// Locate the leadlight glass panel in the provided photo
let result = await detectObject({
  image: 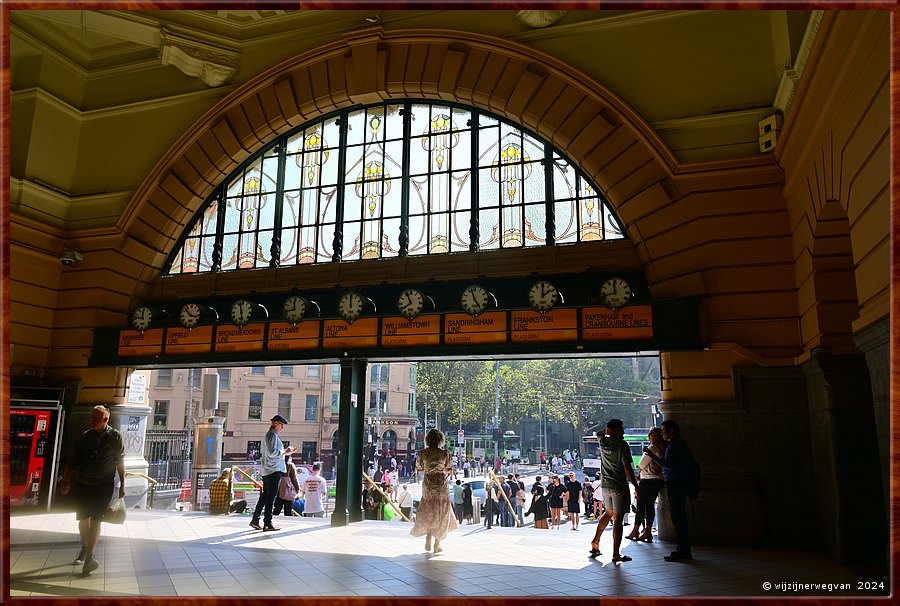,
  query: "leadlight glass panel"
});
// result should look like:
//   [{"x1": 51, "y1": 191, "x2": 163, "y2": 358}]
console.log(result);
[{"x1": 165, "y1": 101, "x2": 623, "y2": 275}]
